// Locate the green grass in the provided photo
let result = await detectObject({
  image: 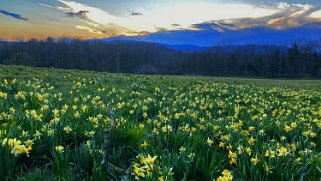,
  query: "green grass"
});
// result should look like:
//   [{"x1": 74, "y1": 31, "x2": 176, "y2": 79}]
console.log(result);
[
  {"x1": 2, "y1": 65, "x2": 321, "y2": 90},
  {"x1": 0, "y1": 65, "x2": 321, "y2": 180}
]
